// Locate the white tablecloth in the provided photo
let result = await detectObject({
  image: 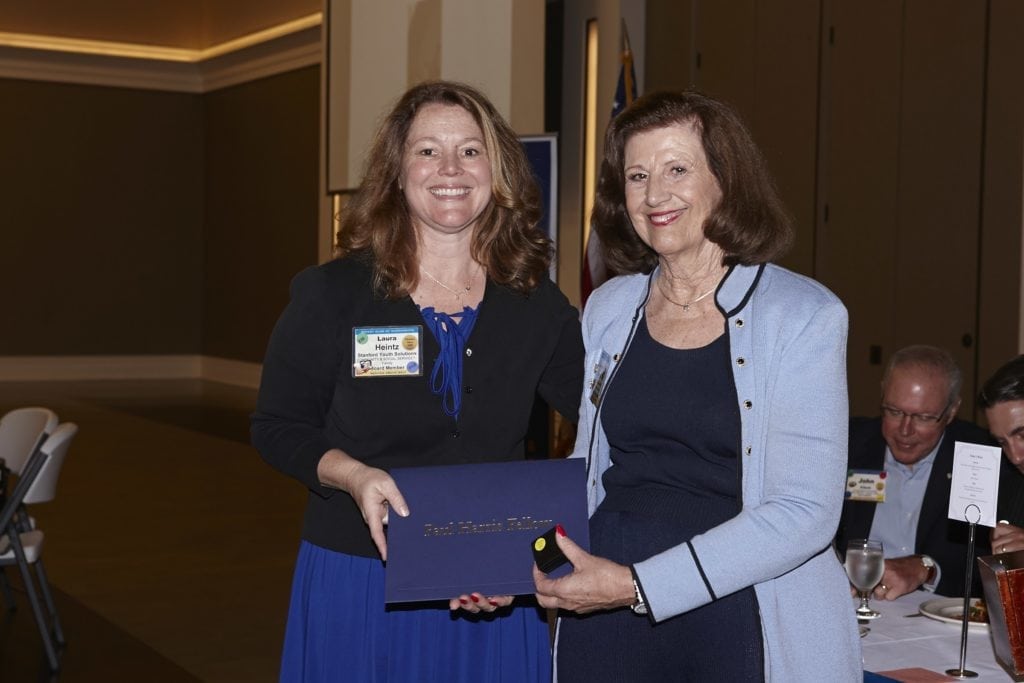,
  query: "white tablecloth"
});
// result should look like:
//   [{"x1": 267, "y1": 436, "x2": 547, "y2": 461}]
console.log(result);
[{"x1": 861, "y1": 592, "x2": 1017, "y2": 681}]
